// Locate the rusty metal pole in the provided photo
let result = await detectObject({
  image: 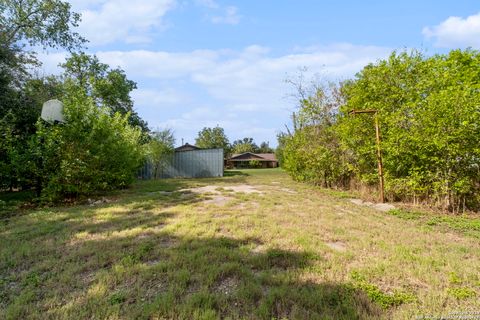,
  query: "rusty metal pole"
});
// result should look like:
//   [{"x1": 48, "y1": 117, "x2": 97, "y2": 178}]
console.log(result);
[
  {"x1": 349, "y1": 109, "x2": 385, "y2": 203},
  {"x1": 374, "y1": 113, "x2": 385, "y2": 203}
]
